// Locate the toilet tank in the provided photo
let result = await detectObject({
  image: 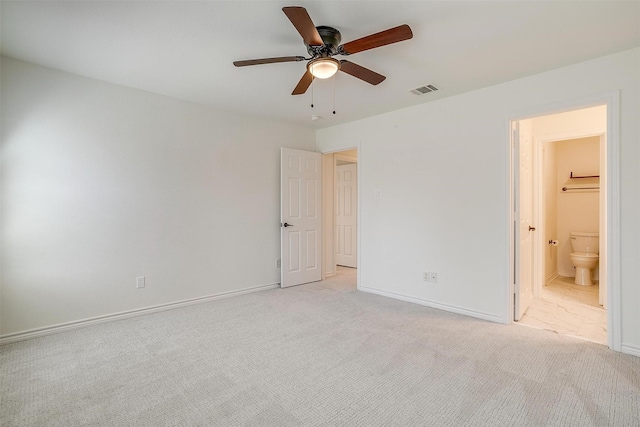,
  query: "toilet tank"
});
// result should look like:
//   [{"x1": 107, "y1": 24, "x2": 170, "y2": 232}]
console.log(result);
[{"x1": 570, "y1": 231, "x2": 599, "y2": 254}]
